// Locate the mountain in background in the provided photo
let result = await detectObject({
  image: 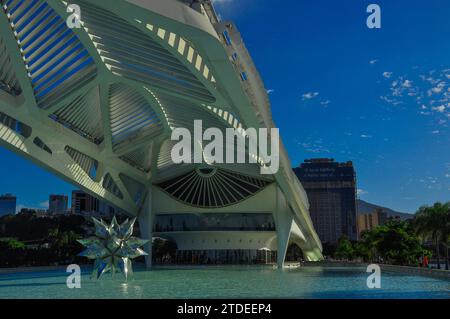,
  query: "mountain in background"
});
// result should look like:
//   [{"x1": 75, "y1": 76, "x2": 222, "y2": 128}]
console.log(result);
[{"x1": 357, "y1": 199, "x2": 414, "y2": 221}]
